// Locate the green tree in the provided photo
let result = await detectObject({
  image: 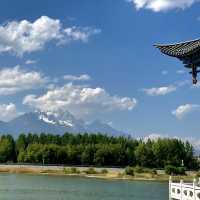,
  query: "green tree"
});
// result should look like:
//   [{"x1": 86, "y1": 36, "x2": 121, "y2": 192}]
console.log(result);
[
  {"x1": 16, "y1": 134, "x2": 27, "y2": 153},
  {"x1": 135, "y1": 141, "x2": 154, "y2": 168},
  {"x1": 0, "y1": 136, "x2": 15, "y2": 162}
]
